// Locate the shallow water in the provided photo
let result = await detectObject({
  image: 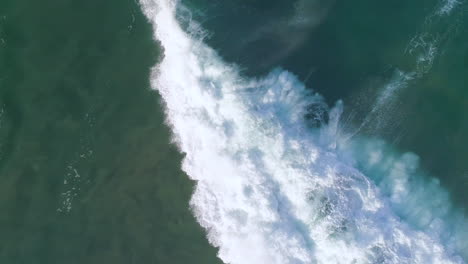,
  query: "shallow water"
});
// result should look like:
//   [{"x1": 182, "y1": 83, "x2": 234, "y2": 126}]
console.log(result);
[{"x1": 0, "y1": 0, "x2": 220, "y2": 263}]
